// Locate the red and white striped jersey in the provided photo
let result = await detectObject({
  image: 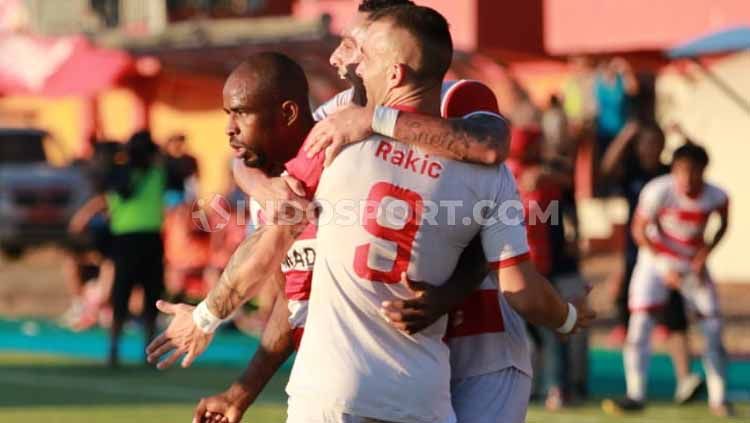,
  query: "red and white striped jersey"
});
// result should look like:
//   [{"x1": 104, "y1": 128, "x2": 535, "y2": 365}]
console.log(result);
[
  {"x1": 440, "y1": 80, "x2": 531, "y2": 380},
  {"x1": 636, "y1": 174, "x2": 728, "y2": 271}
]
